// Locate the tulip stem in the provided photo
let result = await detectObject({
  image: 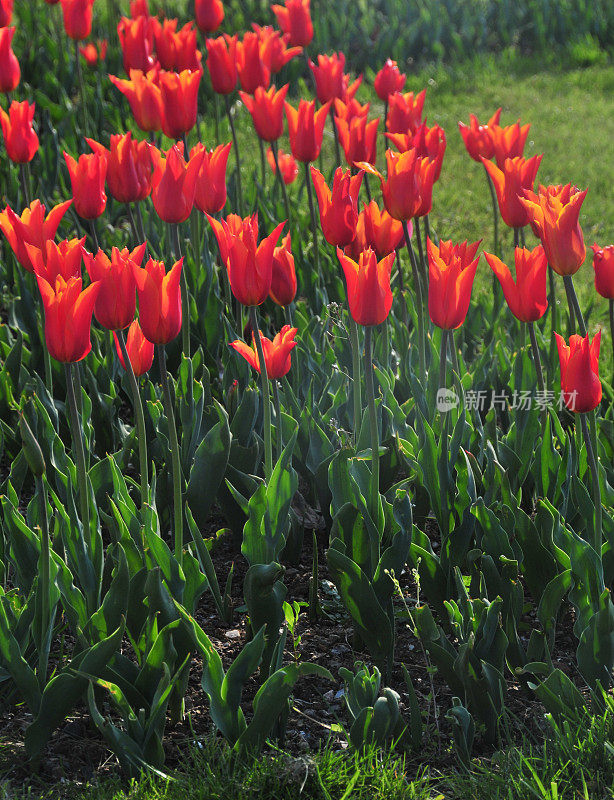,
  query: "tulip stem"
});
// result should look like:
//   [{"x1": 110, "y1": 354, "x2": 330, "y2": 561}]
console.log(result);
[
  {"x1": 528, "y1": 321, "x2": 545, "y2": 396},
  {"x1": 127, "y1": 204, "x2": 140, "y2": 247},
  {"x1": 74, "y1": 39, "x2": 88, "y2": 139},
  {"x1": 258, "y1": 137, "x2": 266, "y2": 188},
  {"x1": 273, "y1": 379, "x2": 283, "y2": 460},
  {"x1": 35, "y1": 473, "x2": 51, "y2": 688},
  {"x1": 170, "y1": 223, "x2": 190, "y2": 357},
  {"x1": 414, "y1": 217, "x2": 428, "y2": 293},
  {"x1": 224, "y1": 95, "x2": 244, "y2": 216},
  {"x1": 439, "y1": 329, "x2": 450, "y2": 539},
  {"x1": 19, "y1": 164, "x2": 31, "y2": 207},
  {"x1": 329, "y1": 107, "x2": 342, "y2": 167},
  {"x1": 547, "y1": 263, "x2": 558, "y2": 333},
  {"x1": 118, "y1": 330, "x2": 149, "y2": 508},
  {"x1": 249, "y1": 306, "x2": 273, "y2": 480},
  {"x1": 563, "y1": 274, "x2": 587, "y2": 337},
  {"x1": 157, "y1": 345, "x2": 183, "y2": 566},
  {"x1": 89, "y1": 219, "x2": 99, "y2": 252},
  {"x1": 348, "y1": 315, "x2": 362, "y2": 445},
  {"x1": 580, "y1": 412, "x2": 602, "y2": 556},
  {"x1": 65, "y1": 363, "x2": 90, "y2": 534},
  {"x1": 610, "y1": 299, "x2": 614, "y2": 384},
  {"x1": 364, "y1": 326, "x2": 379, "y2": 518},
  {"x1": 403, "y1": 220, "x2": 426, "y2": 385},
  {"x1": 305, "y1": 161, "x2": 321, "y2": 280},
  {"x1": 271, "y1": 141, "x2": 291, "y2": 226},
  {"x1": 135, "y1": 202, "x2": 148, "y2": 250},
  {"x1": 364, "y1": 173, "x2": 372, "y2": 204},
  {"x1": 484, "y1": 168, "x2": 499, "y2": 257}
]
